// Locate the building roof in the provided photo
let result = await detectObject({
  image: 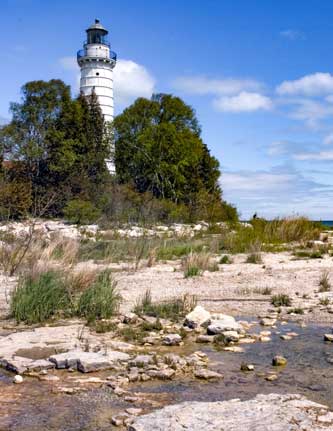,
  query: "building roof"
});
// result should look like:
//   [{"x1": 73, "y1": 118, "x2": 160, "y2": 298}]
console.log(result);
[{"x1": 86, "y1": 19, "x2": 108, "y2": 34}]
